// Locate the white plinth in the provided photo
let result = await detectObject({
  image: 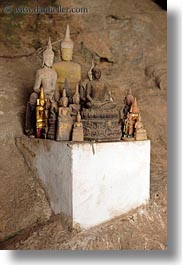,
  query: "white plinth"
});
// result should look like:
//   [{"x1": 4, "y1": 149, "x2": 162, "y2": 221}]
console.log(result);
[{"x1": 16, "y1": 137, "x2": 150, "y2": 229}]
